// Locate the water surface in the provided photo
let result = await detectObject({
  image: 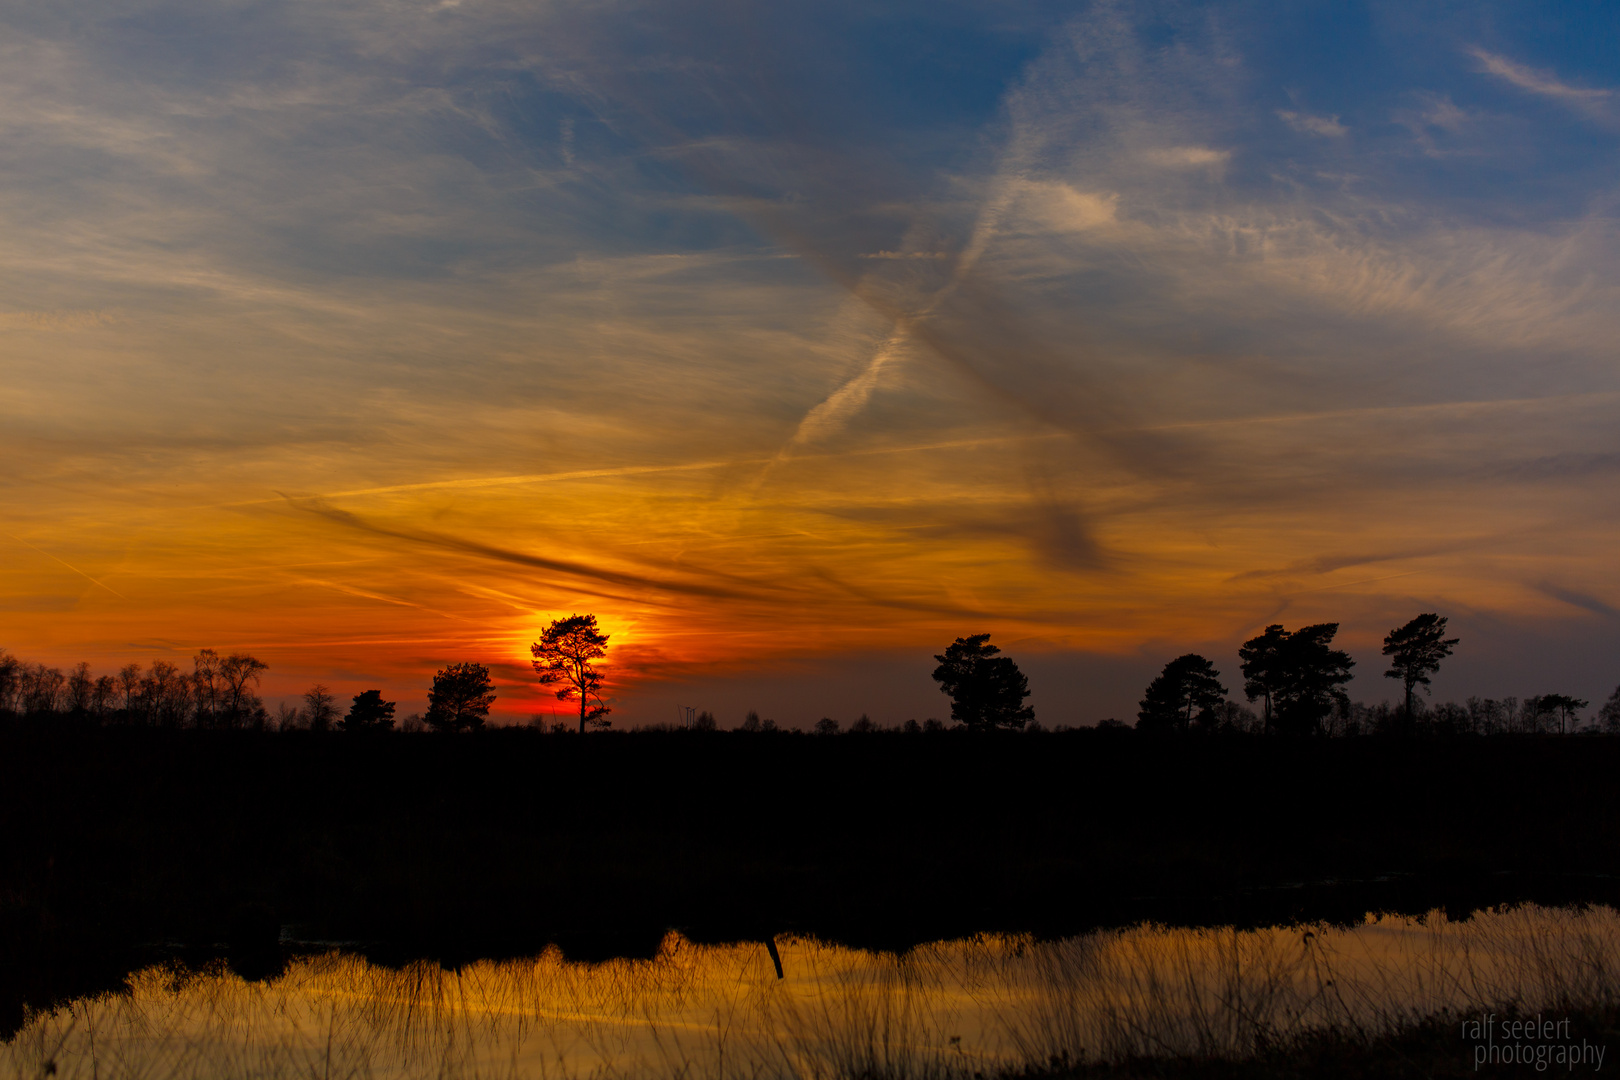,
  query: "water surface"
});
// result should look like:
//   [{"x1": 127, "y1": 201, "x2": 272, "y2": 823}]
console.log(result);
[{"x1": 9, "y1": 904, "x2": 1618, "y2": 1078}]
